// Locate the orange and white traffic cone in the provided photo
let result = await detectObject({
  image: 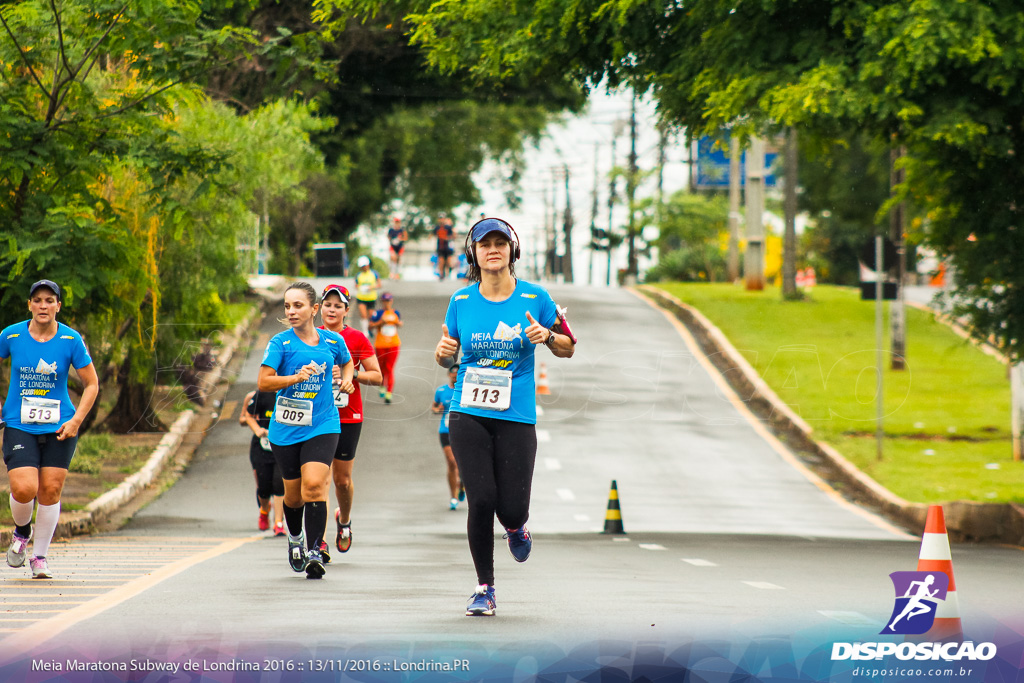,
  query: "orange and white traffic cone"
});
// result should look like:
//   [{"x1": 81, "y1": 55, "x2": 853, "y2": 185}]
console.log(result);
[
  {"x1": 536, "y1": 362, "x2": 551, "y2": 396},
  {"x1": 916, "y1": 505, "x2": 963, "y2": 642},
  {"x1": 796, "y1": 268, "x2": 807, "y2": 288},
  {"x1": 806, "y1": 267, "x2": 817, "y2": 288}
]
